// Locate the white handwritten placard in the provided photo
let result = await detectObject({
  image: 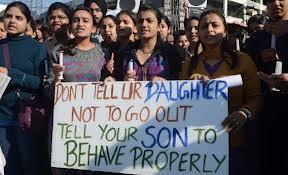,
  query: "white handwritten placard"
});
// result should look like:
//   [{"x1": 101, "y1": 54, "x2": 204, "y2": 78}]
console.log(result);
[{"x1": 51, "y1": 80, "x2": 229, "y2": 175}]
